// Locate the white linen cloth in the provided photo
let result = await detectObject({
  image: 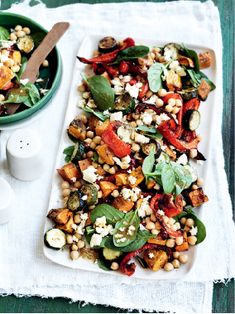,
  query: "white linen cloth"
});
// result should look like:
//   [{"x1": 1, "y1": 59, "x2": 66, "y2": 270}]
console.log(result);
[{"x1": 0, "y1": 0, "x2": 234, "y2": 312}]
